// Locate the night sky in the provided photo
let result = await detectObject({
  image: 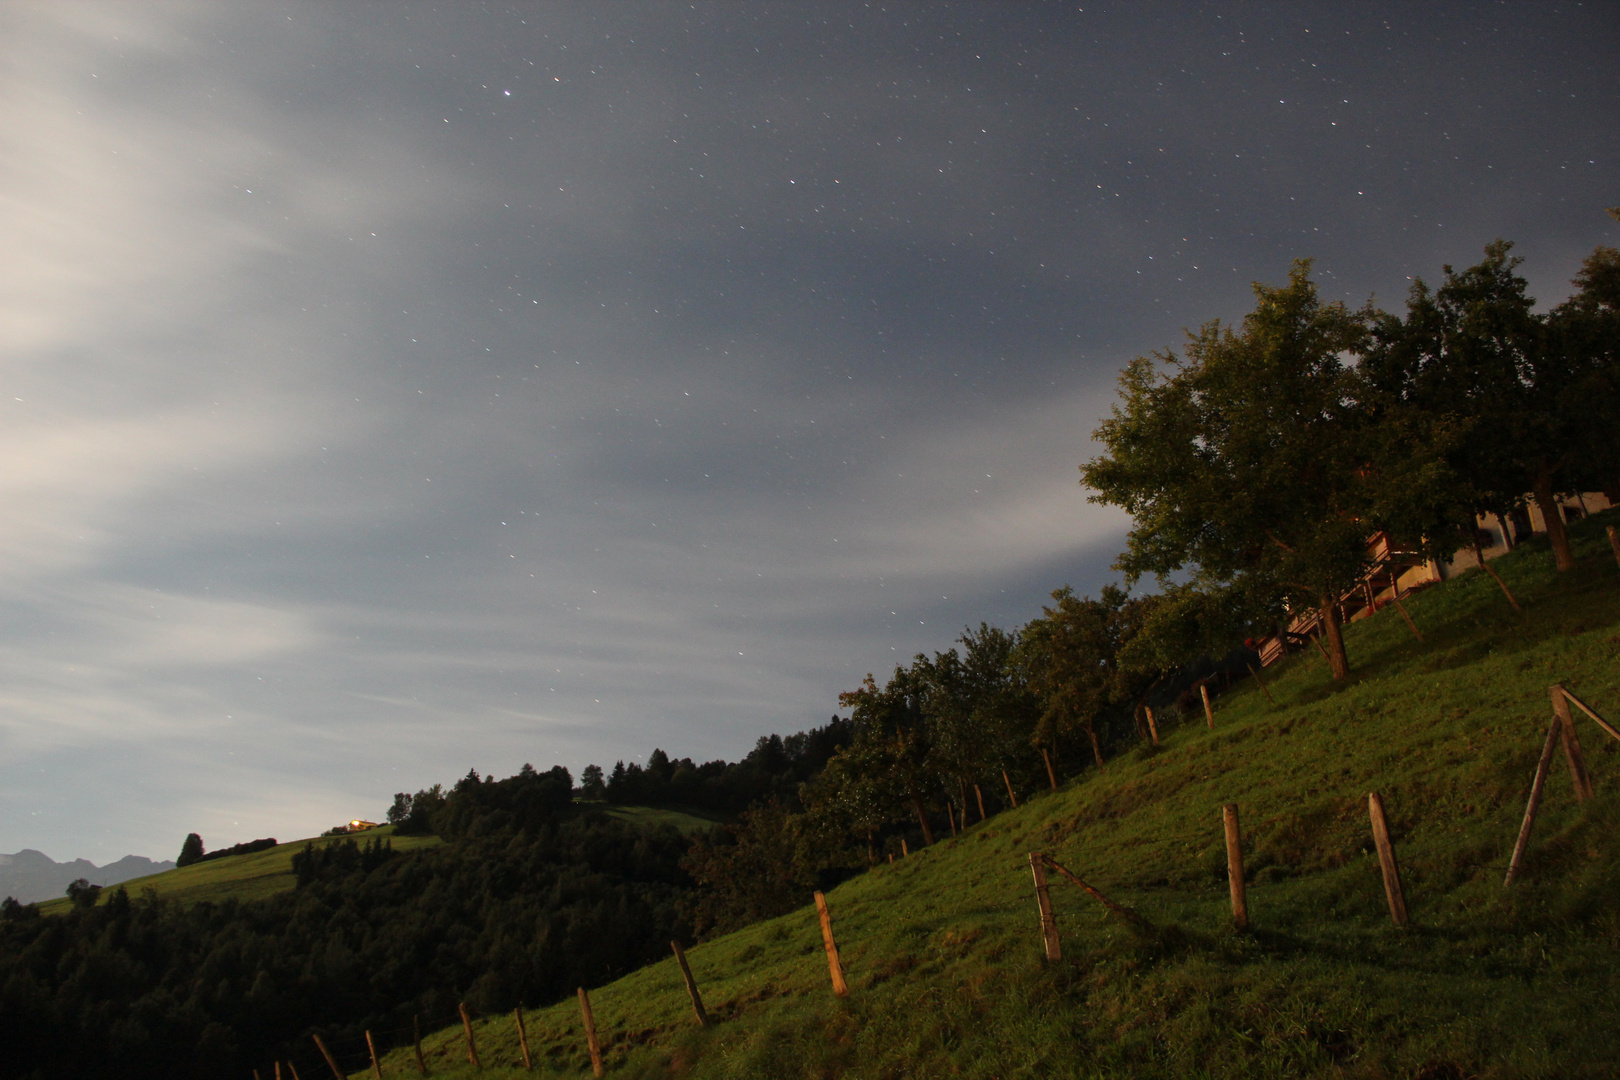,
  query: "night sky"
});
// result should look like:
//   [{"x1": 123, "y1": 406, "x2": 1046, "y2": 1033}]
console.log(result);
[{"x1": 3, "y1": 2, "x2": 1615, "y2": 863}]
